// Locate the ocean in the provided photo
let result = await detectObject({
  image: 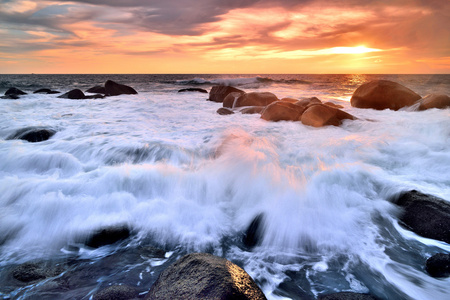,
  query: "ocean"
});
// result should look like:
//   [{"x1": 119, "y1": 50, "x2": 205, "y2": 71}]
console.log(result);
[{"x1": 0, "y1": 74, "x2": 449, "y2": 299}]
